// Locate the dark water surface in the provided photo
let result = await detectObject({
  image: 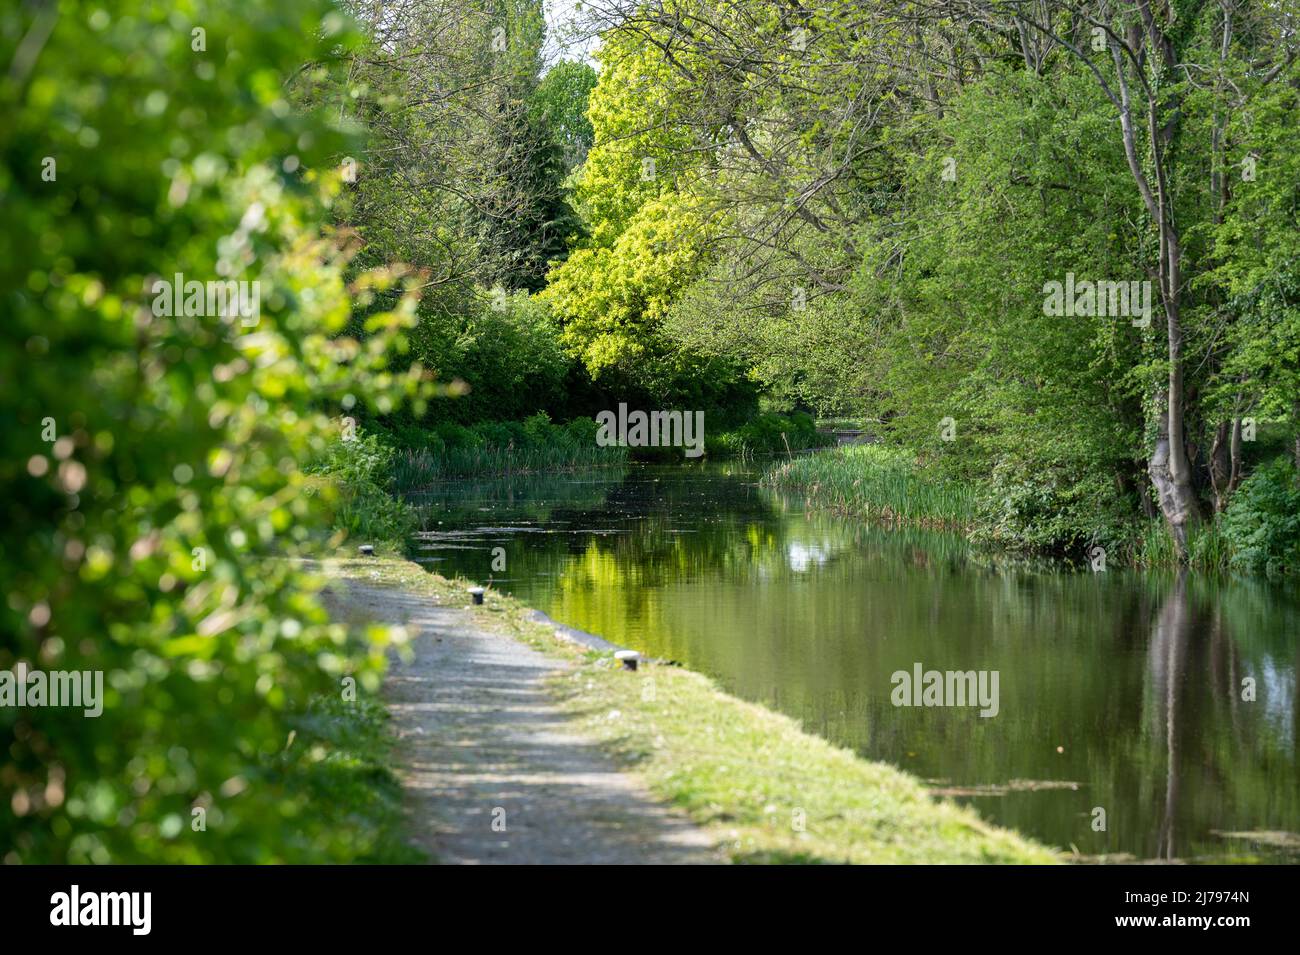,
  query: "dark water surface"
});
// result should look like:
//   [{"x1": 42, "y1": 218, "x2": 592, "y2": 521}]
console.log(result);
[{"x1": 408, "y1": 462, "x2": 1300, "y2": 862}]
